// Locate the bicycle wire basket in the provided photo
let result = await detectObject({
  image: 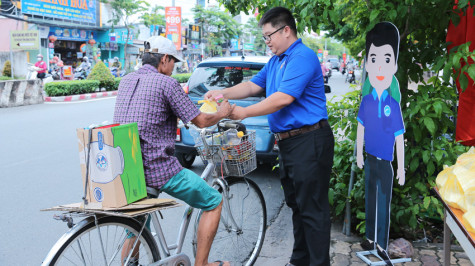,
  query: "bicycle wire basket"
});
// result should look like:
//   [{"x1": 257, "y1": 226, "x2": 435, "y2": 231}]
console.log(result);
[{"x1": 195, "y1": 130, "x2": 257, "y2": 177}]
